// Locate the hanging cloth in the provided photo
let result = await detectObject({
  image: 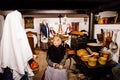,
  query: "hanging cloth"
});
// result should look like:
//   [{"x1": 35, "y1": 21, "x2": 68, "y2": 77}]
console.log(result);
[
  {"x1": 112, "y1": 31, "x2": 120, "y2": 63},
  {"x1": 0, "y1": 10, "x2": 34, "y2": 80}
]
